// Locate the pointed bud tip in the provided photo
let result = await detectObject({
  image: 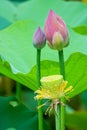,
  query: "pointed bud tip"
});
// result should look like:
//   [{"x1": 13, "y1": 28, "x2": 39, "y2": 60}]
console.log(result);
[
  {"x1": 44, "y1": 10, "x2": 69, "y2": 51},
  {"x1": 33, "y1": 27, "x2": 46, "y2": 49}
]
